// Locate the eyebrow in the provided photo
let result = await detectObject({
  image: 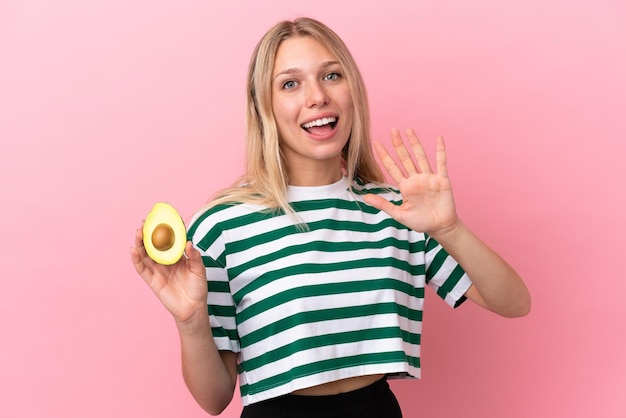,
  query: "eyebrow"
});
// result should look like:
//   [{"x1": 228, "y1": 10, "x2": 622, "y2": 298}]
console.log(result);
[{"x1": 273, "y1": 60, "x2": 341, "y2": 81}]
